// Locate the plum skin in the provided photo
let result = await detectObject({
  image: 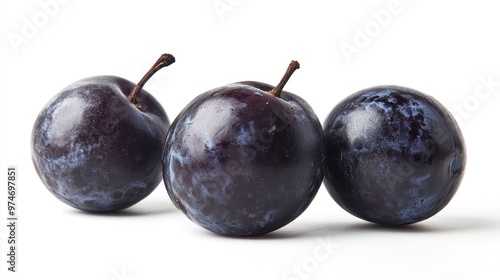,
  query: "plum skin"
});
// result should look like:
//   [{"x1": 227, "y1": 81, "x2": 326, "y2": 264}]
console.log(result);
[
  {"x1": 31, "y1": 76, "x2": 169, "y2": 212},
  {"x1": 323, "y1": 85, "x2": 466, "y2": 226},
  {"x1": 162, "y1": 82, "x2": 325, "y2": 236}
]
